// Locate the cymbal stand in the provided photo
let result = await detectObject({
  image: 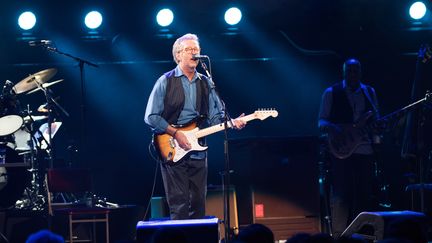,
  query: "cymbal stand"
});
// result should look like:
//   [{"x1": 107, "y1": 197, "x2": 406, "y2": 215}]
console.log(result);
[
  {"x1": 33, "y1": 77, "x2": 69, "y2": 168},
  {"x1": 0, "y1": 231, "x2": 9, "y2": 243},
  {"x1": 14, "y1": 108, "x2": 47, "y2": 210}
]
